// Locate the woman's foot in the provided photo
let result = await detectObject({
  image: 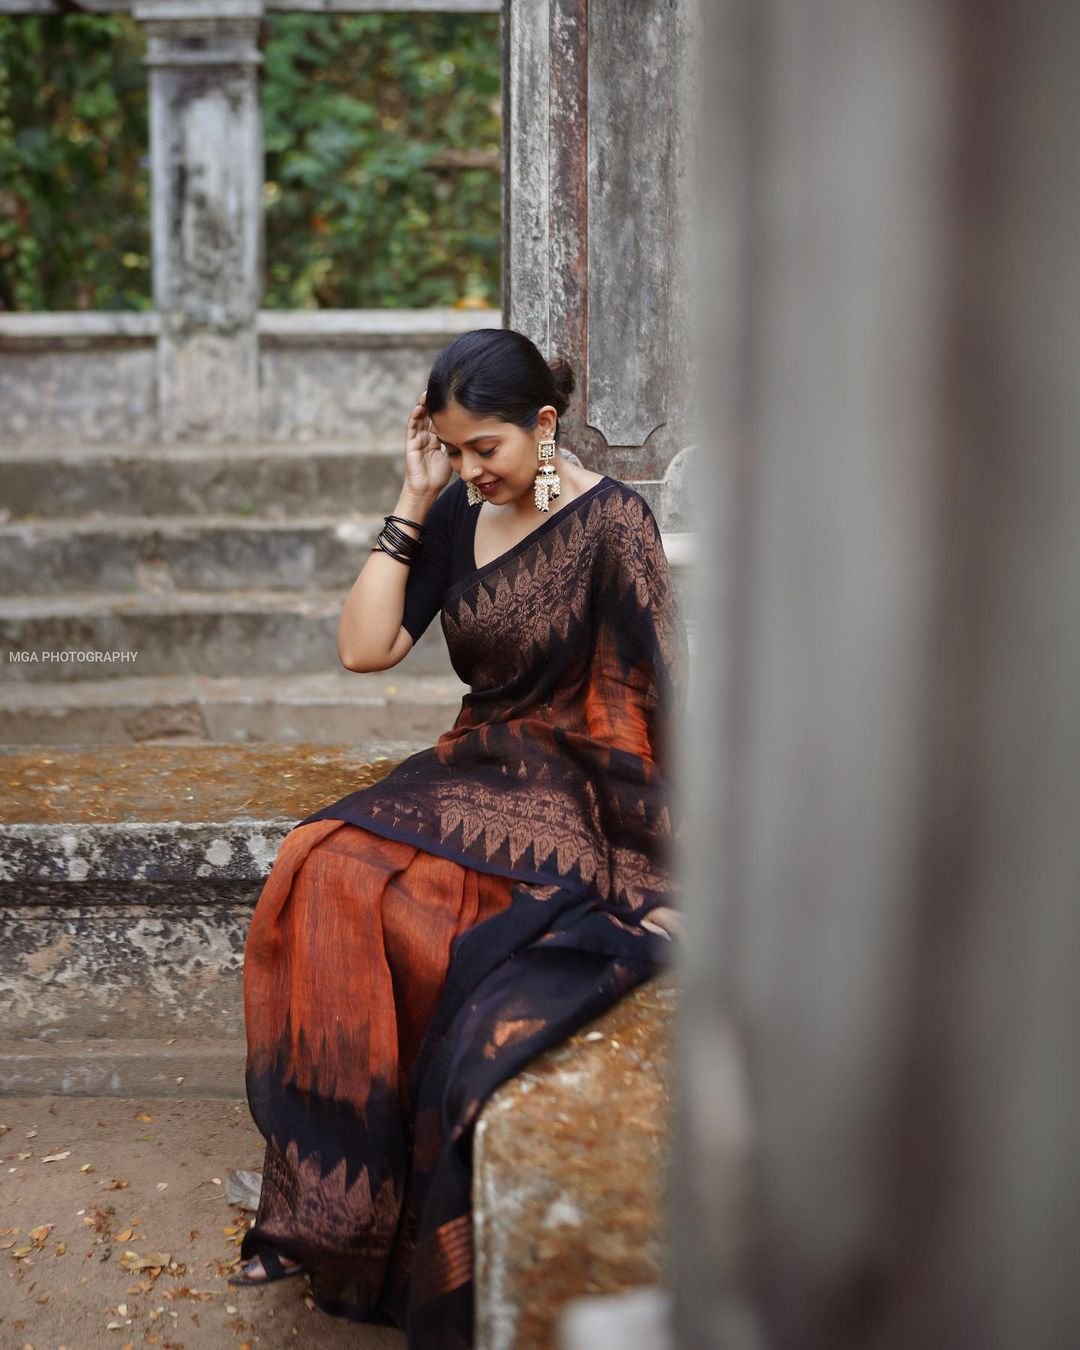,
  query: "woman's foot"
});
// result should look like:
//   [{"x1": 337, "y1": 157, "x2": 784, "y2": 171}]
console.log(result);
[{"x1": 228, "y1": 1250, "x2": 305, "y2": 1286}]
